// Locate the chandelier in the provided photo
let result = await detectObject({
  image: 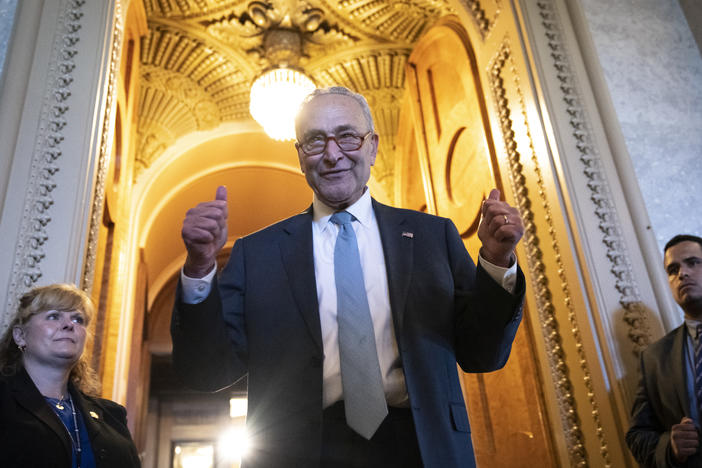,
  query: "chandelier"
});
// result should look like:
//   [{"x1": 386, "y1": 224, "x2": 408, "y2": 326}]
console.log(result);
[
  {"x1": 246, "y1": 10, "x2": 318, "y2": 141},
  {"x1": 206, "y1": 1, "x2": 356, "y2": 140},
  {"x1": 250, "y1": 67, "x2": 315, "y2": 141}
]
